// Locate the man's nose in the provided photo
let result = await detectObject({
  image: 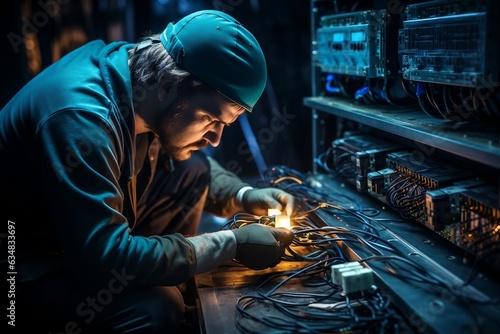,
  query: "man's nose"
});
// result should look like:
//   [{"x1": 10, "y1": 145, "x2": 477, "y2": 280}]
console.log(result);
[{"x1": 203, "y1": 122, "x2": 224, "y2": 147}]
